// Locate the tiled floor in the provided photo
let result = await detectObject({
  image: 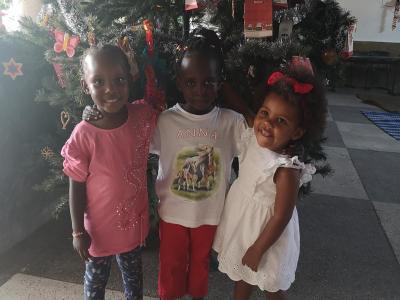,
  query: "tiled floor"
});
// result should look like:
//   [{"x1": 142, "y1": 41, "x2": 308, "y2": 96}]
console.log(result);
[{"x1": 0, "y1": 90, "x2": 399, "y2": 299}]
